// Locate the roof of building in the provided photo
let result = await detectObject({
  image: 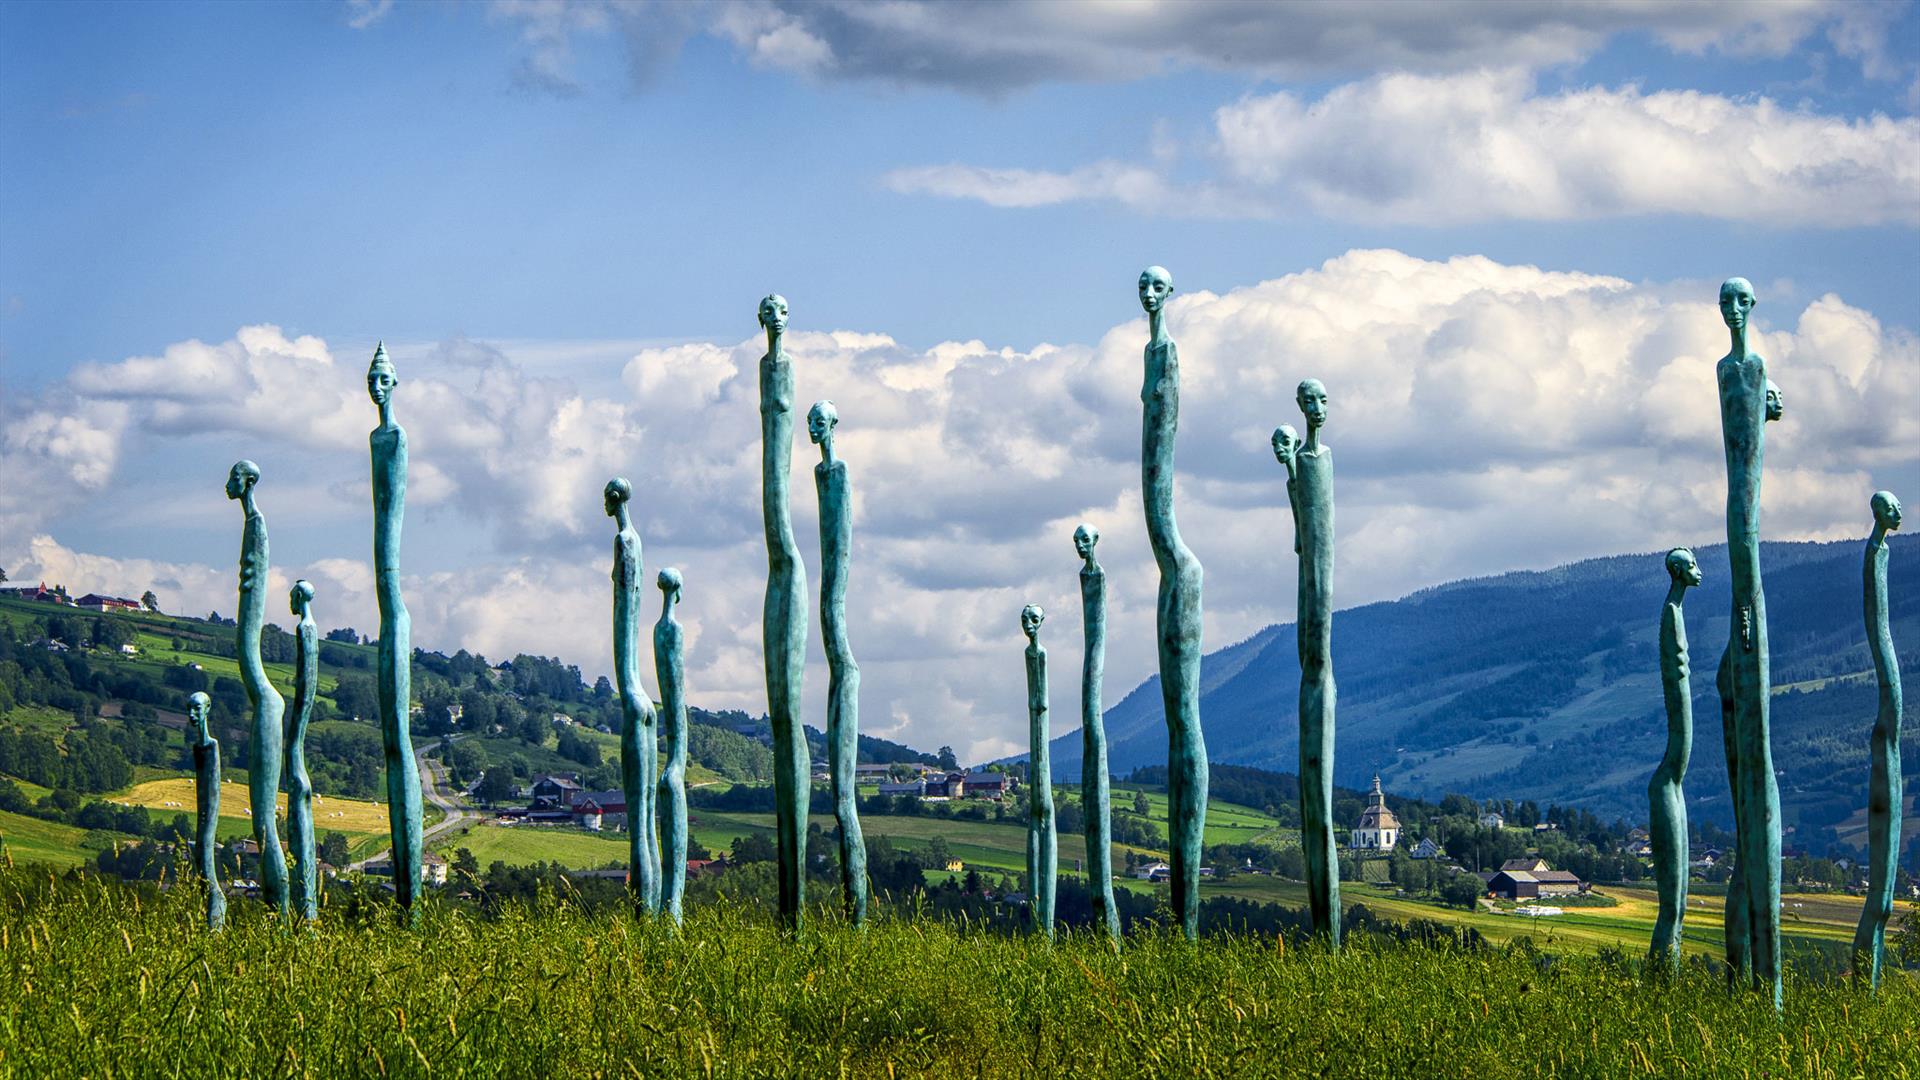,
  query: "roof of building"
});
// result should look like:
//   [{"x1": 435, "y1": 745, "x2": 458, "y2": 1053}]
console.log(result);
[
  {"x1": 534, "y1": 775, "x2": 582, "y2": 790},
  {"x1": 1355, "y1": 776, "x2": 1400, "y2": 831},
  {"x1": 1500, "y1": 858, "x2": 1550, "y2": 873},
  {"x1": 1533, "y1": 870, "x2": 1582, "y2": 884}
]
